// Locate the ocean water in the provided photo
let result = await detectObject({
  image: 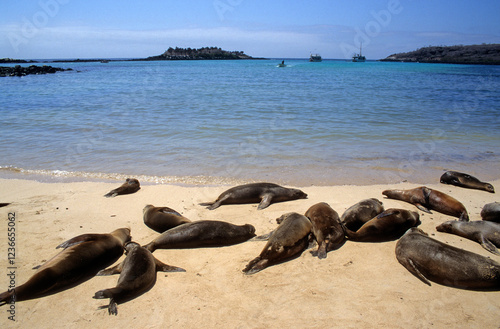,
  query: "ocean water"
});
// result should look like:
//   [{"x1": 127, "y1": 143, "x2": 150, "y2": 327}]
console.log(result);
[{"x1": 1, "y1": 59, "x2": 499, "y2": 186}]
